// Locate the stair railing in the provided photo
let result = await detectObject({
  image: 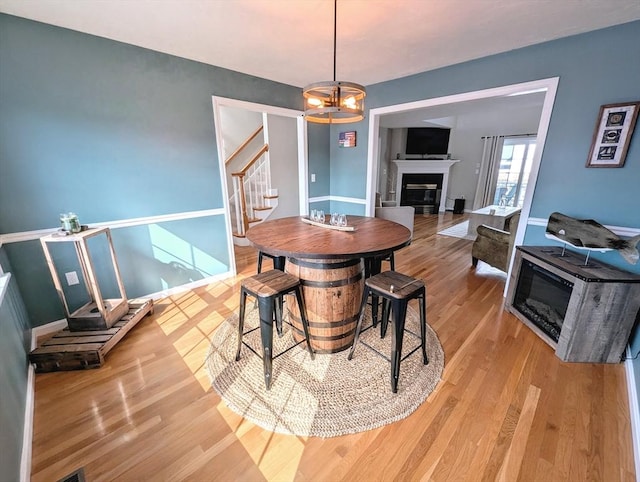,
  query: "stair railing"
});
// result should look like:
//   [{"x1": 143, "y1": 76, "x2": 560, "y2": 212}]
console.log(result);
[
  {"x1": 225, "y1": 125, "x2": 263, "y2": 167},
  {"x1": 231, "y1": 143, "x2": 270, "y2": 236}
]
